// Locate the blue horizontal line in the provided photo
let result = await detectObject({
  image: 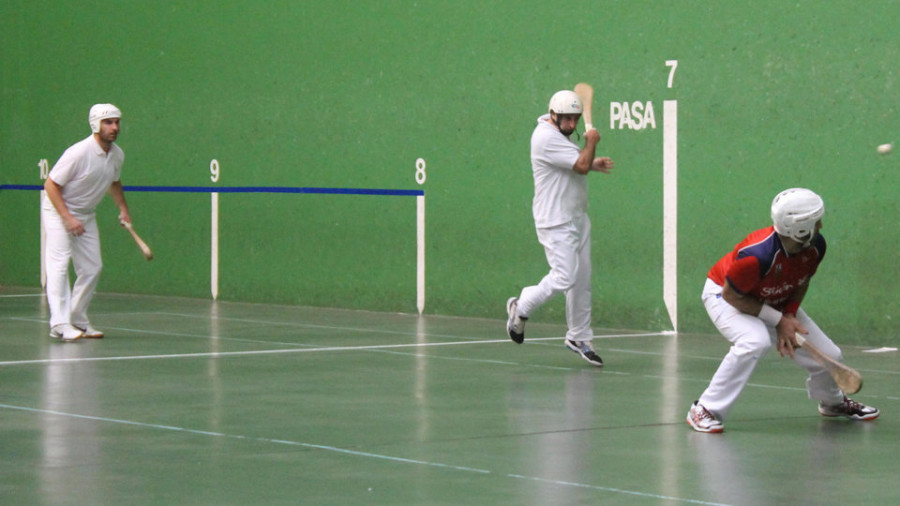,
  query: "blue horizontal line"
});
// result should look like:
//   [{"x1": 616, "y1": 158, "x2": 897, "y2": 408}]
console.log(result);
[
  {"x1": 0, "y1": 184, "x2": 42, "y2": 190},
  {"x1": 0, "y1": 184, "x2": 424, "y2": 197}
]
